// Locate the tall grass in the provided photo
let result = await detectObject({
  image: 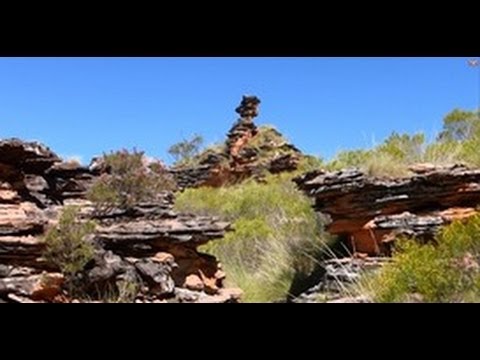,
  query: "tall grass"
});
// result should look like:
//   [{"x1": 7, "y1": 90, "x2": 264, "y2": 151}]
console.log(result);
[
  {"x1": 175, "y1": 173, "x2": 332, "y2": 302},
  {"x1": 325, "y1": 131, "x2": 473, "y2": 178}
]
